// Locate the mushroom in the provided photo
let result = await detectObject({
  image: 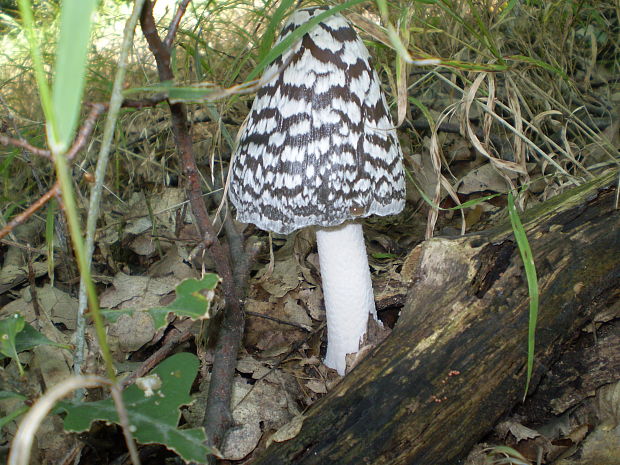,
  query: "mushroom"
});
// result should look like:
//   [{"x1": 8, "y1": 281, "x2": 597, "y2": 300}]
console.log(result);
[{"x1": 229, "y1": 6, "x2": 405, "y2": 375}]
